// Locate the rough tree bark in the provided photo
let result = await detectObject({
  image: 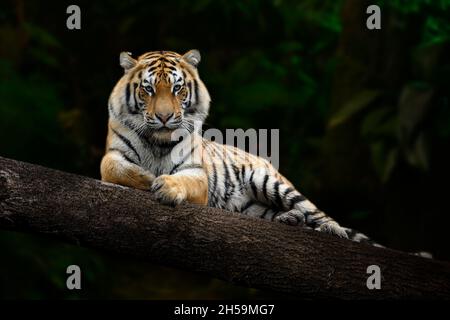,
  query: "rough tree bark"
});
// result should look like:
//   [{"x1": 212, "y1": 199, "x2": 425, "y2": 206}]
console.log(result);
[{"x1": 0, "y1": 156, "x2": 449, "y2": 299}]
